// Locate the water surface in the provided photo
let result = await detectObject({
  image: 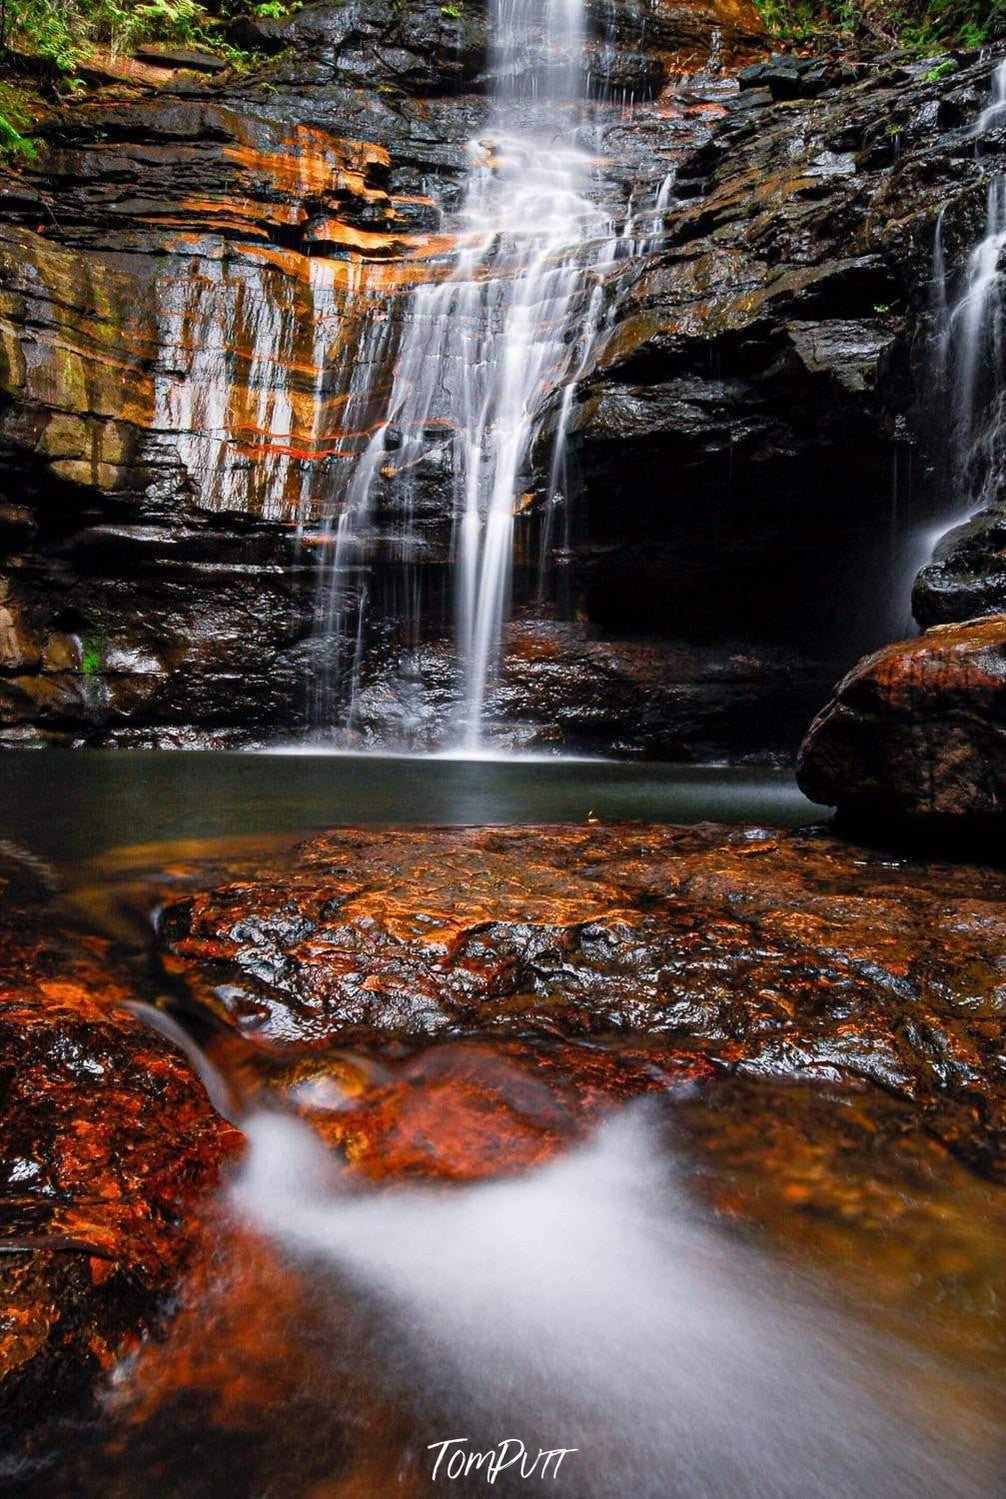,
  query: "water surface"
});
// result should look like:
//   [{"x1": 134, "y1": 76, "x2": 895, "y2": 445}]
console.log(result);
[{"x1": 0, "y1": 750, "x2": 827, "y2": 866}]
